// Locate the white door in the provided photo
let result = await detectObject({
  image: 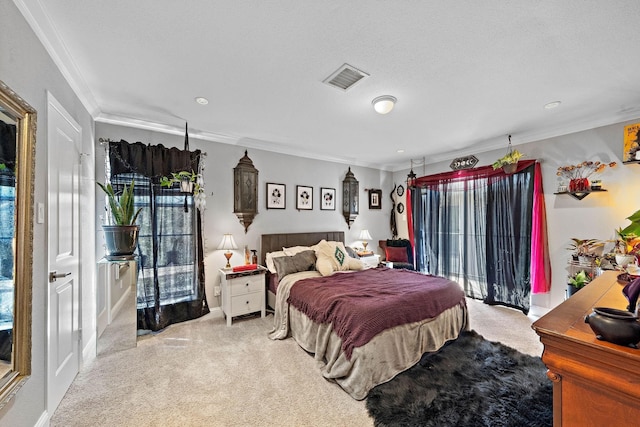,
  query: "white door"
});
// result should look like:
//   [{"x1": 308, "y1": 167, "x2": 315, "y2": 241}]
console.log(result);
[{"x1": 47, "y1": 93, "x2": 81, "y2": 413}]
